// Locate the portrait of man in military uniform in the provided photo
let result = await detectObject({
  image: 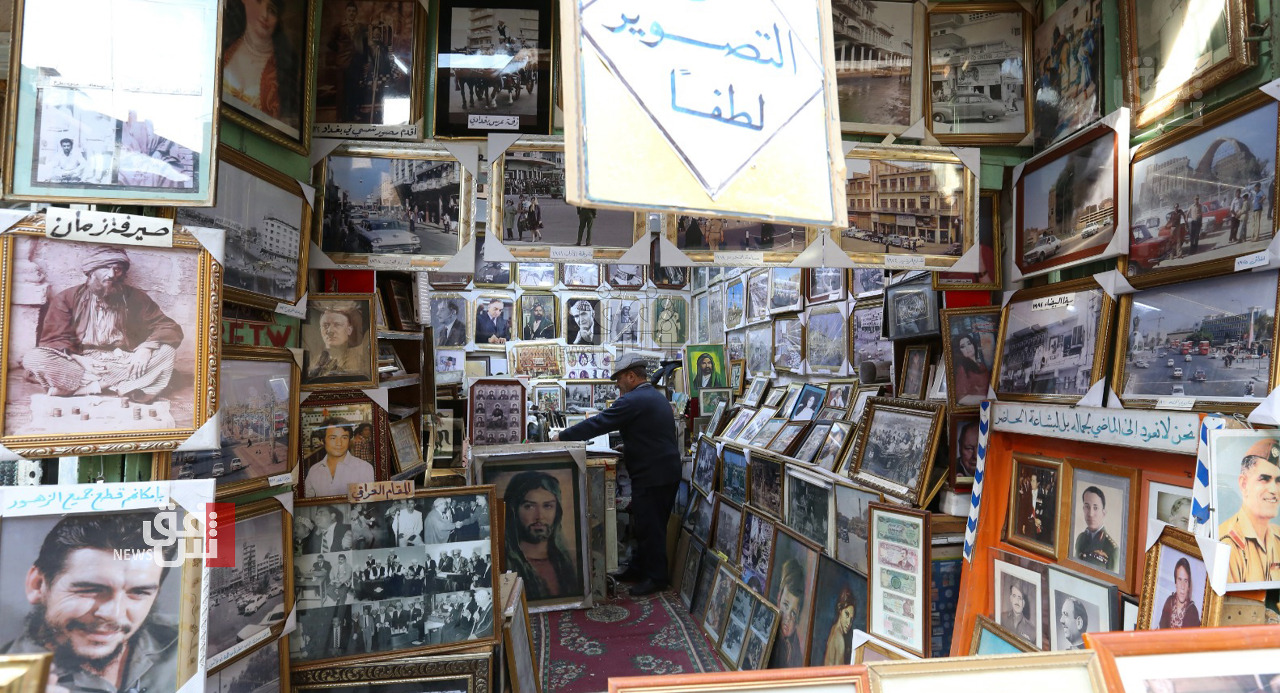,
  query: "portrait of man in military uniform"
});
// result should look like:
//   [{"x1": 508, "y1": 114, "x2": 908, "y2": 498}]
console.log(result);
[
  {"x1": 1068, "y1": 465, "x2": 1132, "y2": 579},
  {"x1": 1216, "y1": 435, "x2": 1280, "y2": 586}
]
